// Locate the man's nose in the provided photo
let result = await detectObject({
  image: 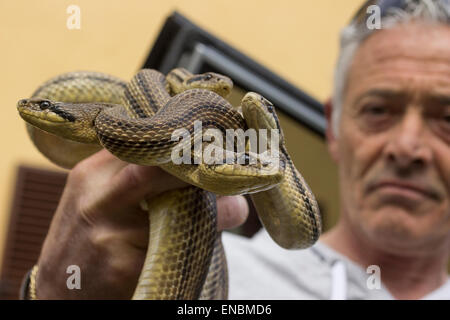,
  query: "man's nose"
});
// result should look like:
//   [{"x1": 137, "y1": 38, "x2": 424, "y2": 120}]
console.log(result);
[{"x1": 384, "y1": 109, "x2": 431, "y2": 170}]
